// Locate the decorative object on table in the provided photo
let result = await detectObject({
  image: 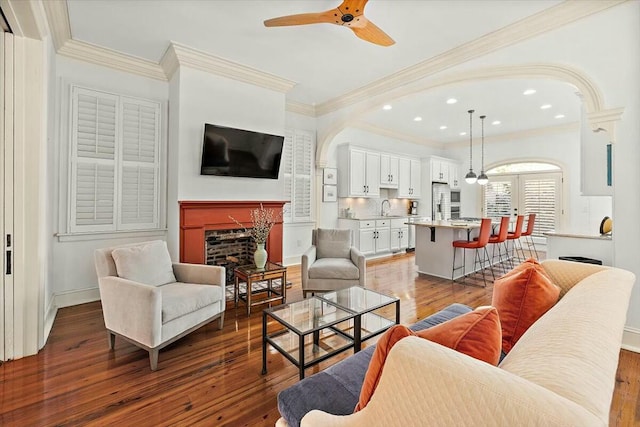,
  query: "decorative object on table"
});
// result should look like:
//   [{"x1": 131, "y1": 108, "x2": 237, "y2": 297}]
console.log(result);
[
  {"x1": 464, "y1": 109, "x2": 477, "y2": 184},
  {"x1": 599, "y1": 216, "x2": 612, "y2": 235},
  {"x1": 477, "y1": 115, "x2": 489, "y2": 186},
  {"x1": 323, "y1": 167, "x2": 338, "y2": 185},
  {"x1": 323, "y1": 185, "x2": 337, "y2": 202},
  {"x1": 229, "y1": 204, "x2": 282, "y2": 269}
]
